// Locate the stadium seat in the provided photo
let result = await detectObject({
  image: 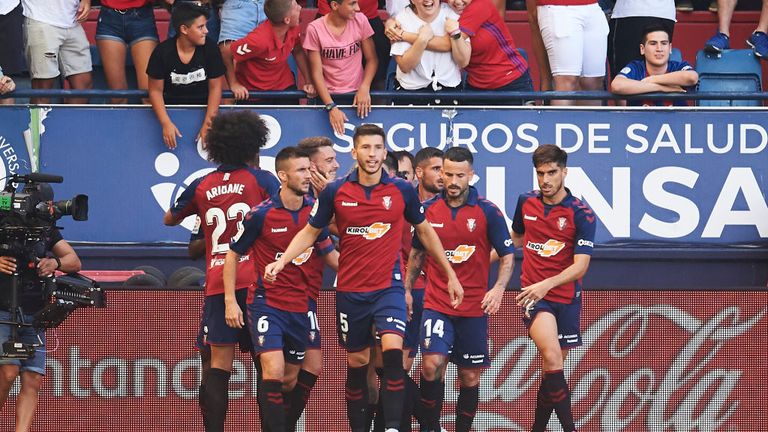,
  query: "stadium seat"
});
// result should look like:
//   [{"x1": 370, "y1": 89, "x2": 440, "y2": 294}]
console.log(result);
[
  {"x1": 695, "y1": 49, "x2": 762, "y2": 106},
  {"x1": 671, "y1": 47, "x2": 683, "y2": 63}
]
